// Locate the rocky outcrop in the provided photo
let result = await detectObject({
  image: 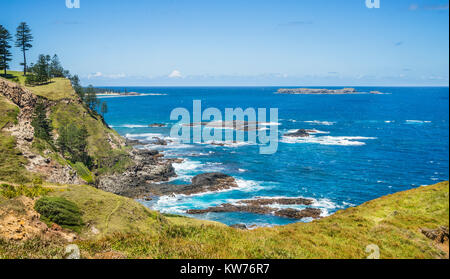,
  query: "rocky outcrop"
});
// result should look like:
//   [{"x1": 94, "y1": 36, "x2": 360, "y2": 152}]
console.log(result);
[
  {"x1": 148, "y1": 123, "x2": 167, "y2": 127},
  {"x1": 102, "y1": 172, "x2": 239, "y2": 198},
  {"x1": 230, "y1": 224, "x2": 248, "y2": 230},
  {"x1": 0, "y1": 78, "x2": 37, "y2": 121},
  {"x1": 284, "y1": 129, "x2": 313, "y2": 138},
  {"x1": 96, "y1": 149, "x2": 176, "y2": 198},
  {"x1": 186, "y1": 200, "x2": 321, "y2": 220},
  {"x1": 421, "y1": 226, "x2": 449, "y2": 244},
  {"x1": 237, "y1": 197, "x2": 314, "y2": 206},
  {"x1": 182, "y1": 173, "x2": 238, "y2": 195}
]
